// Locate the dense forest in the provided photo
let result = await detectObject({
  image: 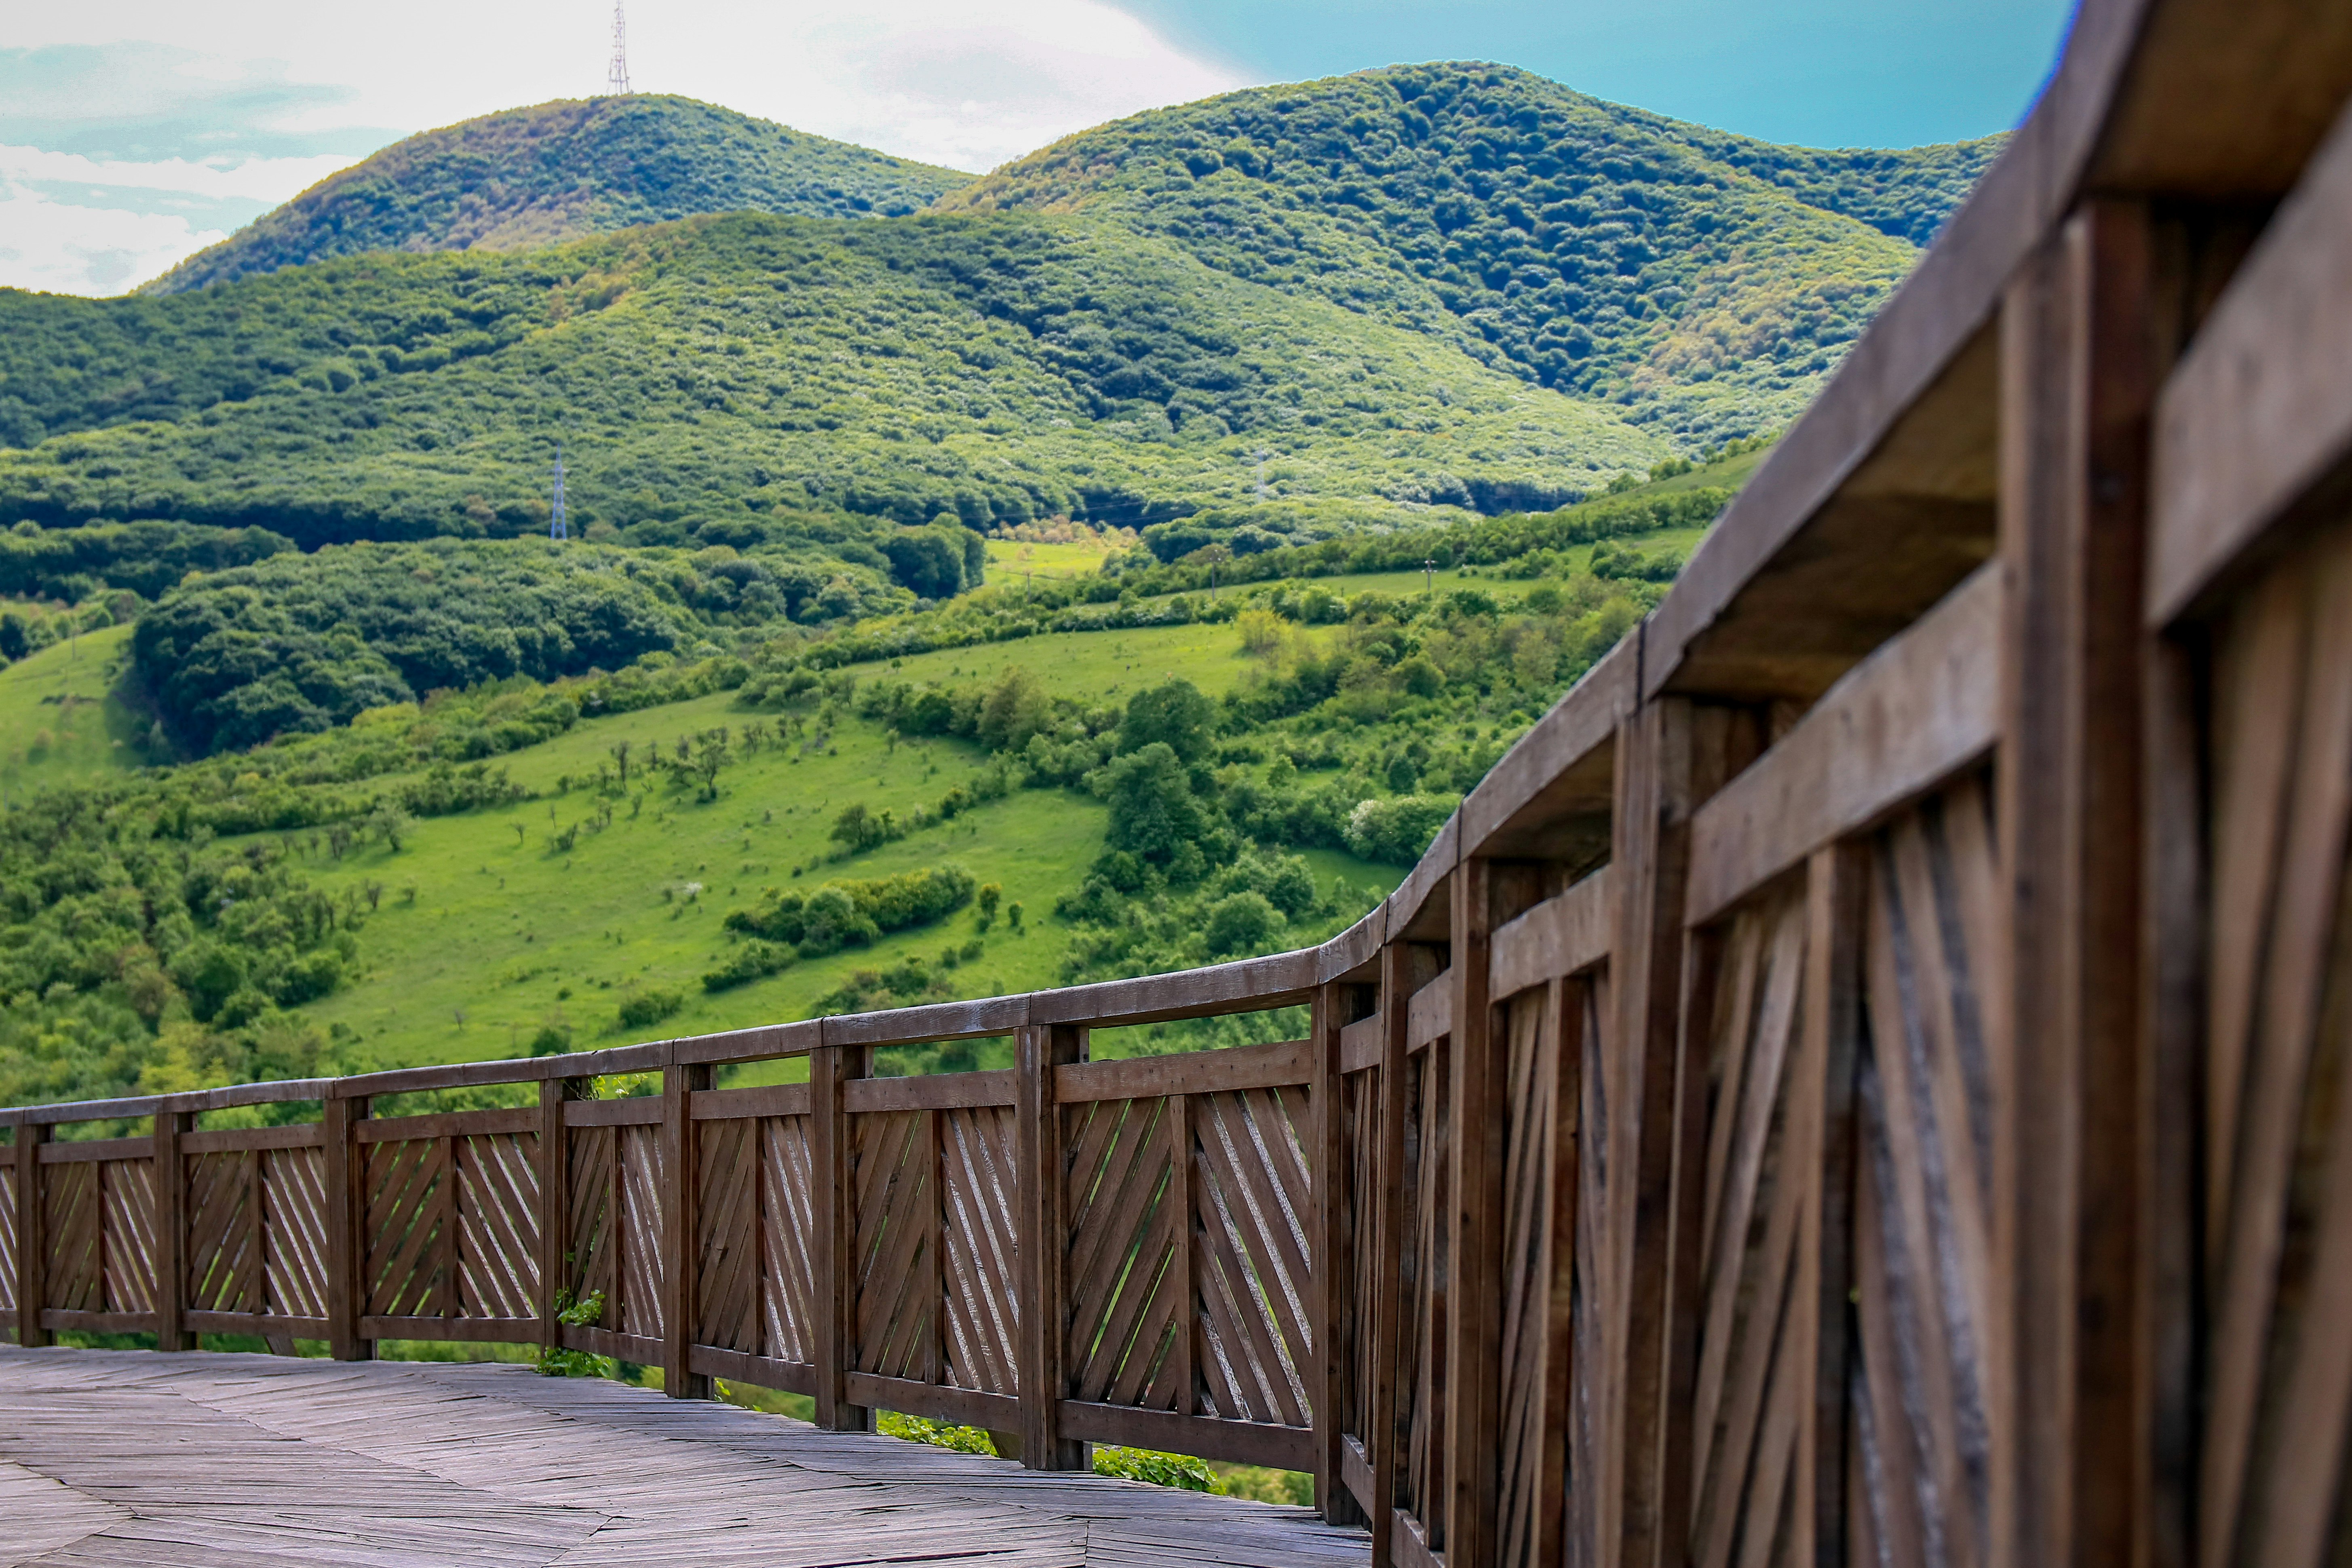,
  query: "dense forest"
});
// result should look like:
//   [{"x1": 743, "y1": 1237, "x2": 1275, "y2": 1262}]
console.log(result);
[
  {"x1": 939, "y1": 62, "x2": 1996, "y2": 441},
  {"x1": 143, "y1": 95, "x2": 970, "y2": 296}
]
